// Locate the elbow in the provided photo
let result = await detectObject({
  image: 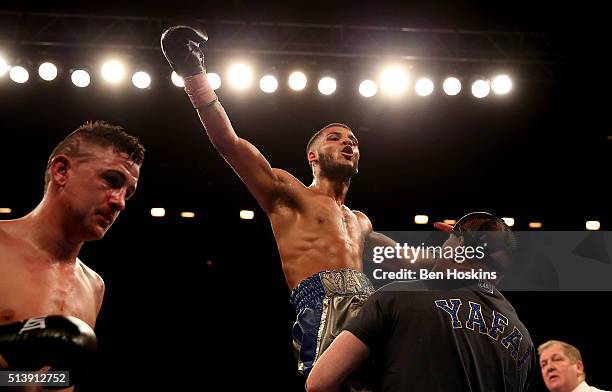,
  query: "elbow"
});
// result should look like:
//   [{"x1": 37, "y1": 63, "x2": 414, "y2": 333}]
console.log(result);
[
  {"x1": 306, "y1": 374, "x2": 335, "y2": 392},
  {"x1": 305, "y1": 377, "x2": 323, "y2": 392}
]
